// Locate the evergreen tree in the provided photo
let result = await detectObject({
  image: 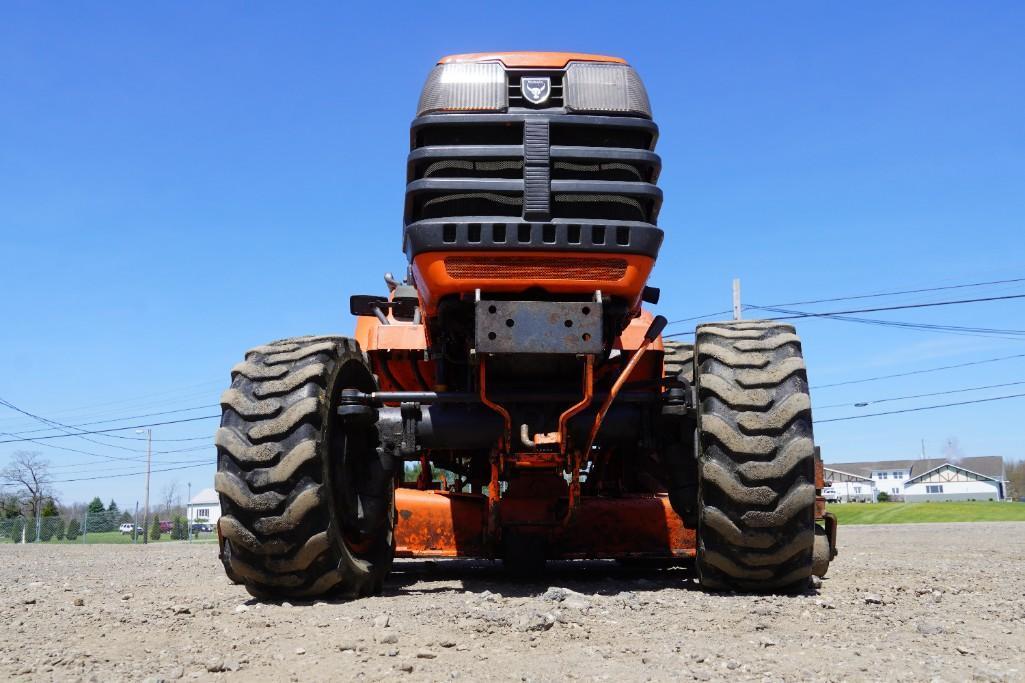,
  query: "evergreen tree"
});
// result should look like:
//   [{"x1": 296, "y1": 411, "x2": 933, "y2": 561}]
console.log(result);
[
  {"x1": 65, "y1": 518, "x2": 81, "y2": 540},
  {"x1": 40, "y1": 518, "x2": 55, "y2": 541},
  {"x1": 150, "y1": 516, "x2": 162, "y2": 541},
  {"x1": 55, "y1": 519, "x2": 66, "y2": 541},
  {"x1": 86, "y1": 496, "x2": 110, "y2": 531},
  {"x1": 41, "y1": 499, "x2": 59, "y2": 517},
  {"x1": 170, "y1": 516, "x2": 182, "y2": 540},
  {"x1": 107, "y1": 499, "x2": 119, "y2": 515},
  {"x1": 25, "y1": 519, "x2": 37, "y2": 542},
  {"x1": 10, "y1": 518, "x2": 25, "y2": 542},
  {"x1": 119, "y1": 510, "x2": 134, "y2": 524}
]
